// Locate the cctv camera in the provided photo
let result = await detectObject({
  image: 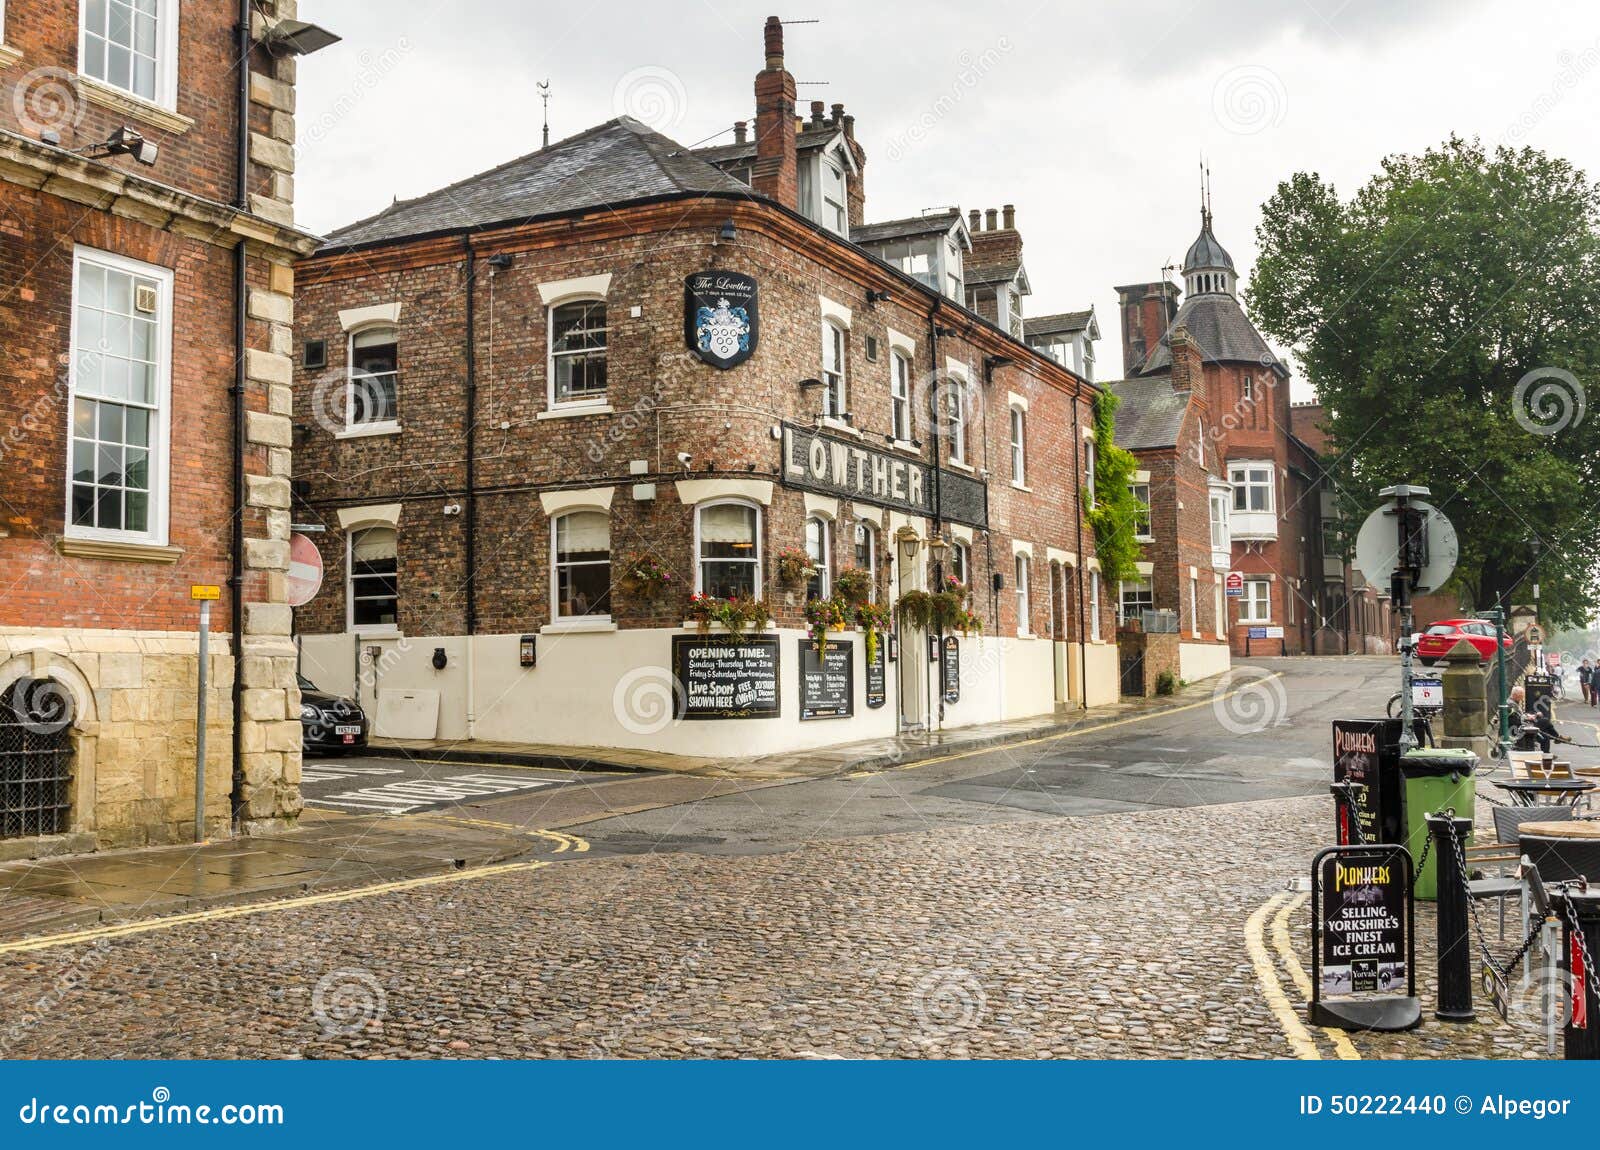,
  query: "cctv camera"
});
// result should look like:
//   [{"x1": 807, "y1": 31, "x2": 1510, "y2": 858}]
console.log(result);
[{"x1": 676, "y1": 452, "x2": 693, "y2": 466}]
